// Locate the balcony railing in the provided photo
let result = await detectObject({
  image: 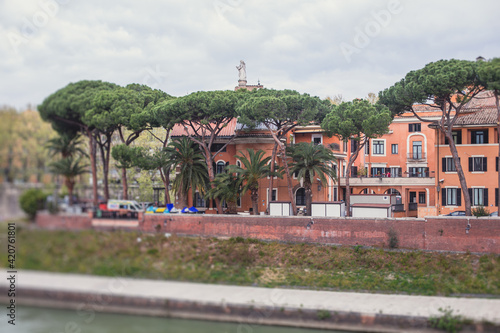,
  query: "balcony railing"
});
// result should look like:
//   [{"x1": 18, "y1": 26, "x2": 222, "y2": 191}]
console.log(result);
[
  {"x1": 408, "y1": 171, "x2": 430, "y2": 178},
  {"x1": 392, "y1": 204, "x2": 405, "y2": 212},
  {"x1": 407, "y1": 152, "x2": 426, "y2": 161},
  {"x1": 408, "y1": 203, "x2": 418, "y2": 211}
]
